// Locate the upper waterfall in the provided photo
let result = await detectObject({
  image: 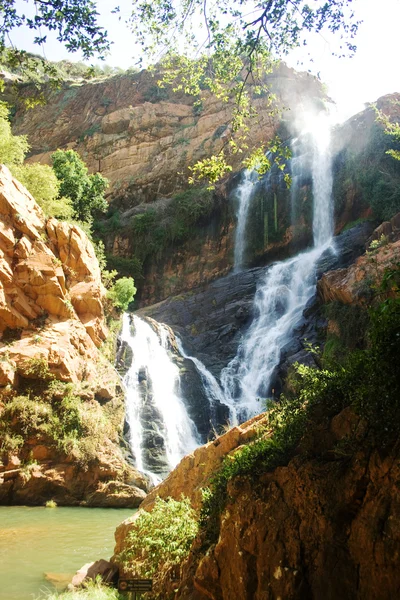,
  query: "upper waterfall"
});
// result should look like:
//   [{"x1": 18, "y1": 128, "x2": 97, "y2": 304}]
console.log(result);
[
  {"x1": 233, "y1": 170, "x2": 258, "y2": 271},
  {"x1": 309, "y1": 113, "x2": 334, "y2": 247},
  {"x1": 219, "y1": 111, "x2": 335, "y2": 423}
]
